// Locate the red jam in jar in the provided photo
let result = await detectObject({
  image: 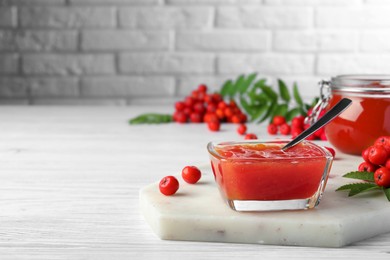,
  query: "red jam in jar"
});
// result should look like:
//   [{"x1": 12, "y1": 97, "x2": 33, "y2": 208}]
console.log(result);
[
  {"x1": 323, "y1": 75, "x2": 390, "y2": 155},
  {"x1": 207, "y1": 140, "x2": 333, "y2": 211}
]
